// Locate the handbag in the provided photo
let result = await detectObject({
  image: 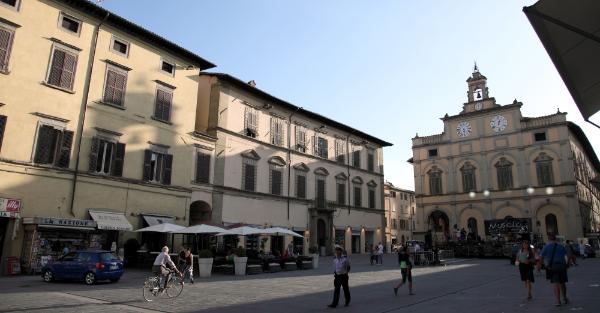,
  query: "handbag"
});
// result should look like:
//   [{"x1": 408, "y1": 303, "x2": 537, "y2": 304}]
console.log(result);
[{"x1": 545, "y1": 243, "x2": 557, "y2": 280}]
